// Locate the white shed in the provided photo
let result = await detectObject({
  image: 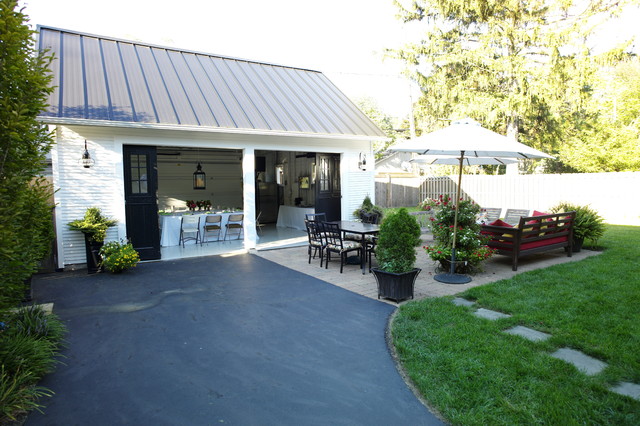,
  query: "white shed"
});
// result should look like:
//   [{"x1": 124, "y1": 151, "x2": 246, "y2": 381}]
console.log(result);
[{"x1": 36, "y1": 26, "x2": 386, "y2": 268}]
